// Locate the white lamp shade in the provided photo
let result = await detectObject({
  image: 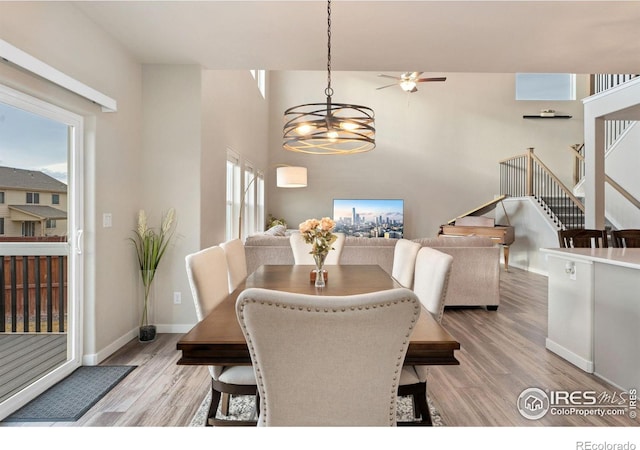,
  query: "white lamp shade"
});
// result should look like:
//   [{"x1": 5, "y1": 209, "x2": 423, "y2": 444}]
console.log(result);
[{"x1": 277, "y1": 166, "x2": 307, "y2": 188}]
